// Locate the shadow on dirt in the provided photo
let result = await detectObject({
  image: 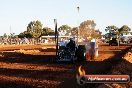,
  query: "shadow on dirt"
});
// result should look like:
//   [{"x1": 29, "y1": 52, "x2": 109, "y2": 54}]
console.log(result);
[
  {"x1": 0, "y1": 67, "x2": 70, "y2": 81},
  {"x1": 0, "y1": 51, "x2": 56, "y2": 64},
  {"x1": 0, "y1": 81, "x2": 34, "y2": 88},
  {"x1": 0, "y1": 45, "x2": 131, "y2": 88}
]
